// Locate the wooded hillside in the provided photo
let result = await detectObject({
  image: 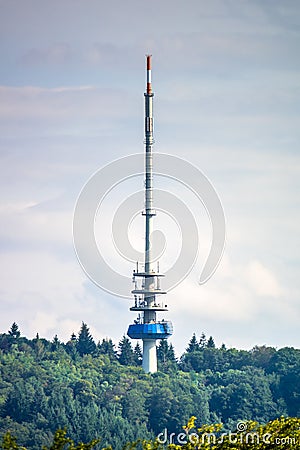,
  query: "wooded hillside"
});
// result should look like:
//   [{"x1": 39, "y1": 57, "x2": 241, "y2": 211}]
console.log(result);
[{"x1": 0, "y1": 323, "x2": 299, "y2": 449}]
